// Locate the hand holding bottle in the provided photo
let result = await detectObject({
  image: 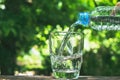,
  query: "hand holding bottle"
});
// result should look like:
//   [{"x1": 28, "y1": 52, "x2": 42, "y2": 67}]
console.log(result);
[
  {"x1": 111, "y1": 2, "x2": 120, "y2": 15},
  {"x1": 116, "y1": 2, "x2": 120, "y2": 6}
]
